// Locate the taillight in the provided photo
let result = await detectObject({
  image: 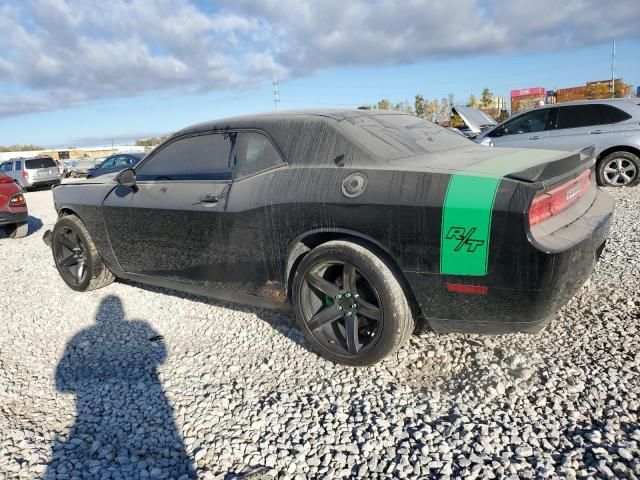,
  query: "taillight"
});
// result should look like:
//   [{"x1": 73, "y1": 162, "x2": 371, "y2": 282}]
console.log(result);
[
  {"x1": 528, "y1": 169, "x2": 591, "y2": 227},
  {"x1": 9, "y1": 193, "x2": 26, "y2": 207},
  {"x1": 22, "y1": 170, "x2": 28, "y2": 178}
]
